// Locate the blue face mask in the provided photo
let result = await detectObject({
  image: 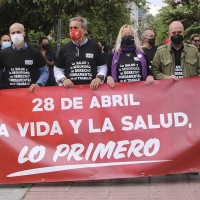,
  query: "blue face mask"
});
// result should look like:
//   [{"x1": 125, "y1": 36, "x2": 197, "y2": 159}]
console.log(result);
[{"x1": 2, "y1": 41, "x2": 11, "y2": 49}]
